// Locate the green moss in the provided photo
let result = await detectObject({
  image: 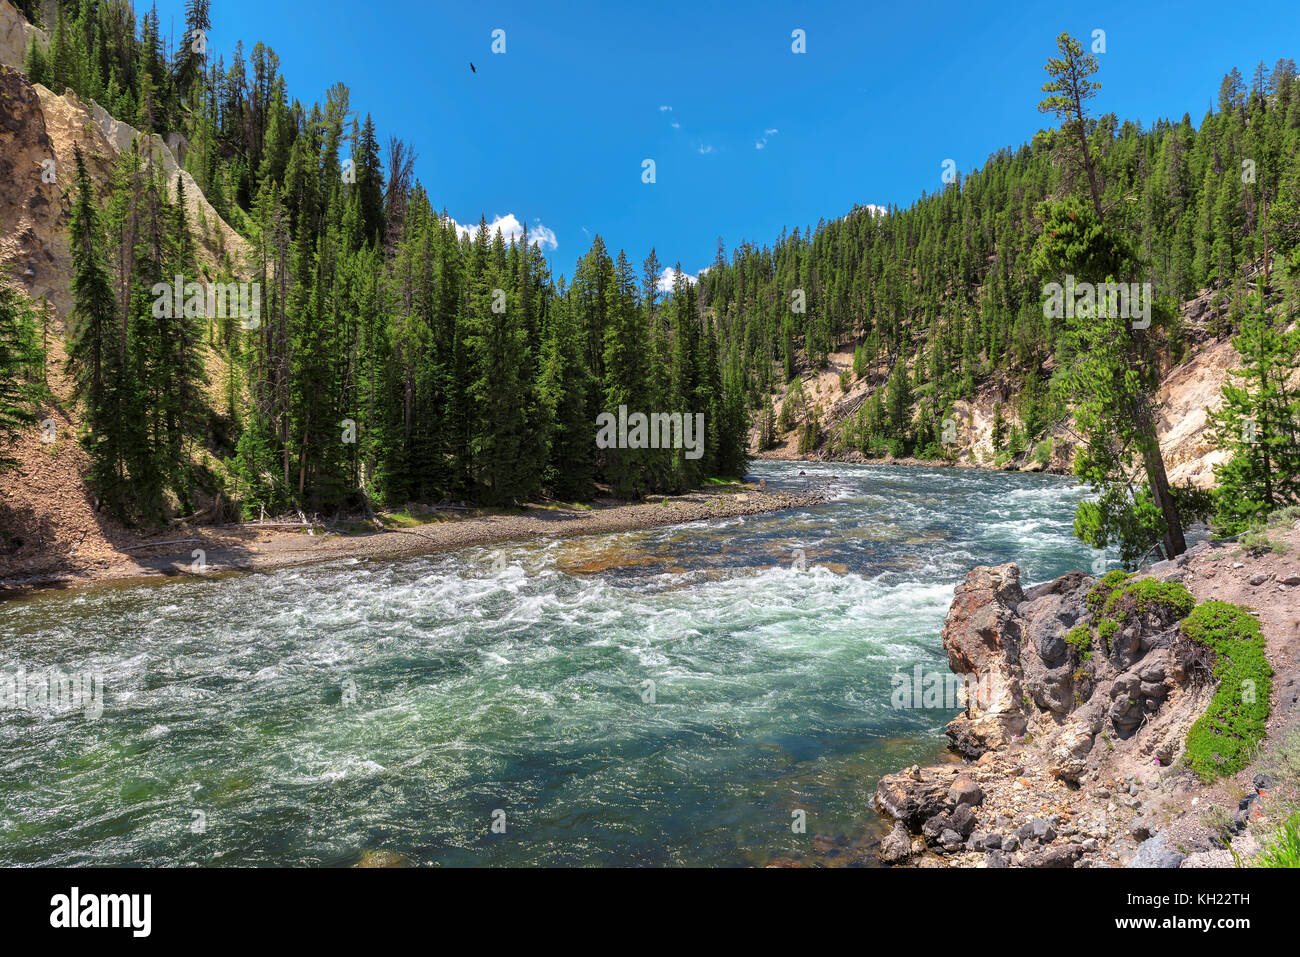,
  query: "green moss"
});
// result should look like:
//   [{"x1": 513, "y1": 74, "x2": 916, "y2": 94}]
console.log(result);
[
  {"x1": 1065, "y1": 624, "x2": 1092, "y2": 660},
  {"x1": 1182, "y1": 601, "x2": 1272, "y2": 782},
  {"x1": 1086, "y1": 570, "x2": 1131, "y2": 614},
  {"x1": 1097, "y1": 617, "x2": 1118, "y2": 653}
]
